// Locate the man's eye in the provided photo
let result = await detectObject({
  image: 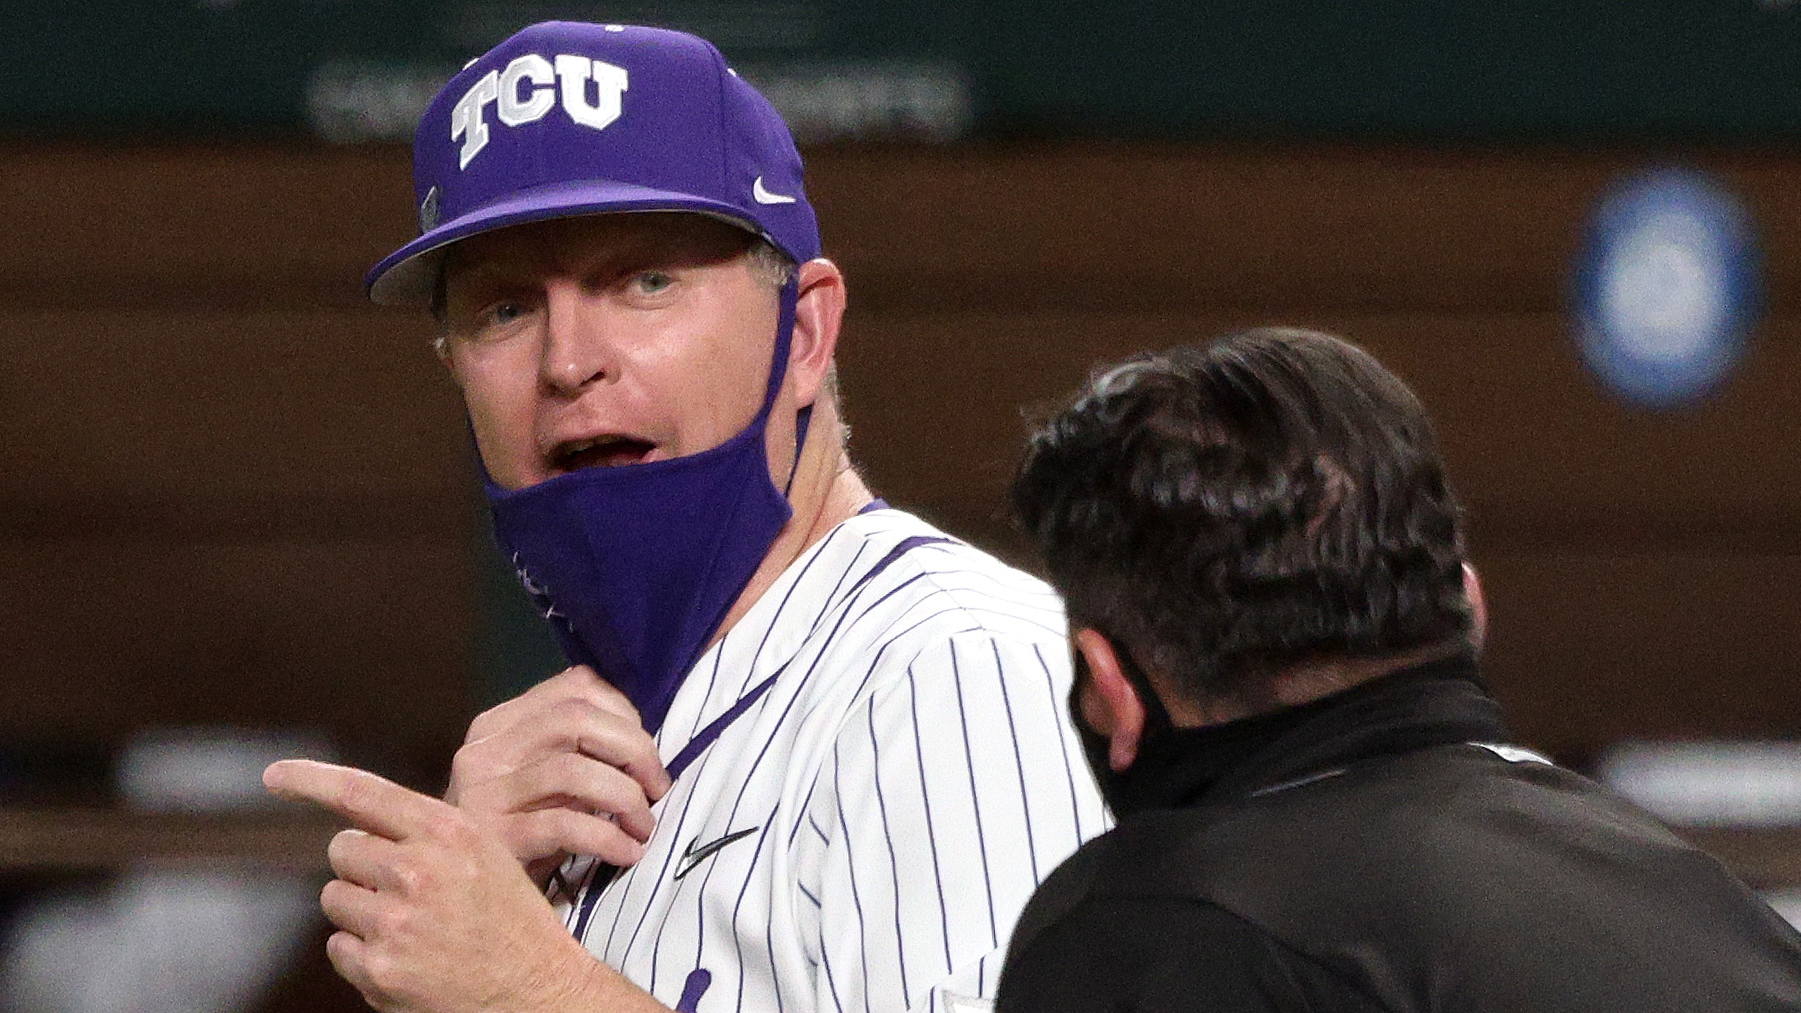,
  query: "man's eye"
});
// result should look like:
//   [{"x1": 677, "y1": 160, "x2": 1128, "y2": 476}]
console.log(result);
[
  {"x1": 485, "y1": 301, "x2": 528, "y2": 326},
  {"x1": 633, "y1": 271, "x2": 674, "y2": 295}
]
